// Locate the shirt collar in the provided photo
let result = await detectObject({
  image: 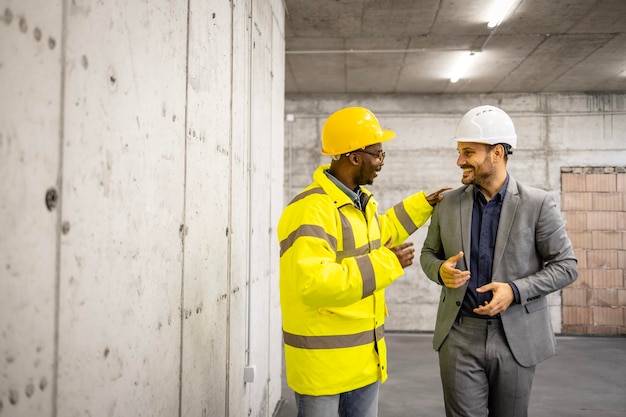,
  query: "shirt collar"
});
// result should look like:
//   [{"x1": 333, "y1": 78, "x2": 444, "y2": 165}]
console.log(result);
[
  {"x1": 324, "y1": 169, "x2": 361, "y2": 207},
  {"x1": 474, "y1": 174, "x2": 509, "y2": 202}
]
